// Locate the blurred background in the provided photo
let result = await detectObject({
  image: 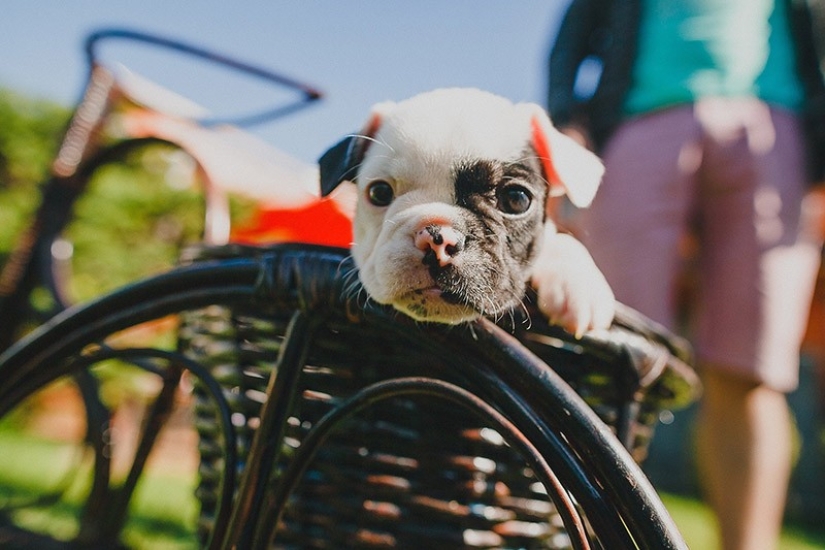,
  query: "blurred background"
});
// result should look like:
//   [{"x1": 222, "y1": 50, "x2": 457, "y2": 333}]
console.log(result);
[
  {"x1": 0, "y1": 1, "x2": 566, "y2": 165},
  {"x1": 0, "y1": 2, "x2": 823, "y2": 549}
]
